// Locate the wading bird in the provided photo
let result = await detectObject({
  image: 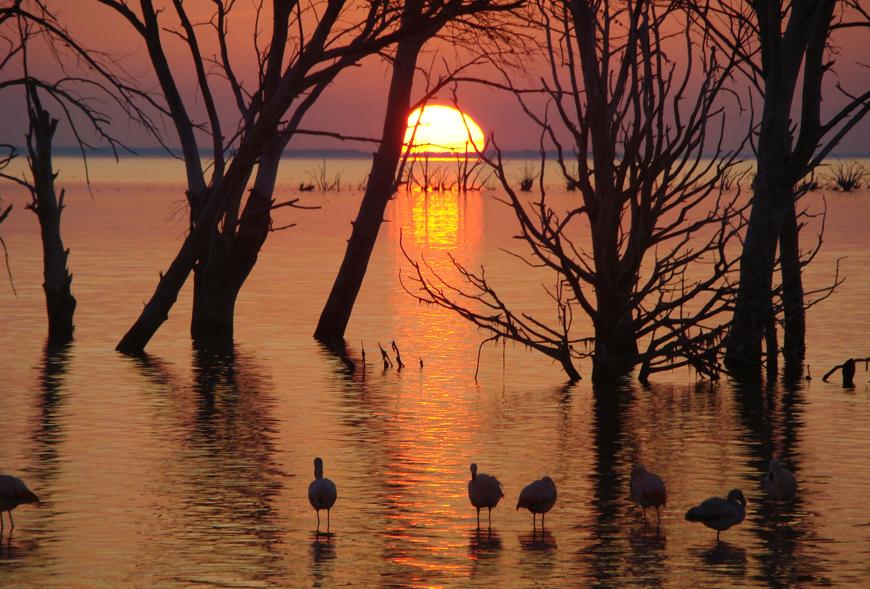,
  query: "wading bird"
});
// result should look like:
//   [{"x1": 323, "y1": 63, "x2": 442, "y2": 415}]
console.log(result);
[
  {"x1": 0, "y1": 475, "x2": 40, "y2": 533},
  {"x1": 516, "y1": 476, "x2": 557, "y2": 529},
  {"x1": 308, "y1": 457, "x2": 337, "y2": 533},
  {"x1": 762, "y1": 458, "x2": 797, "y2": 501},
  {"x1": 685, "y1": 489, "x2": 746, "y2": 542},
  {"x1": 629, "y1": 465, "x2": 667, "y2": 527},
  {"x1": 467, "y1": 463, "x2": 504, "y2": 528}
]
